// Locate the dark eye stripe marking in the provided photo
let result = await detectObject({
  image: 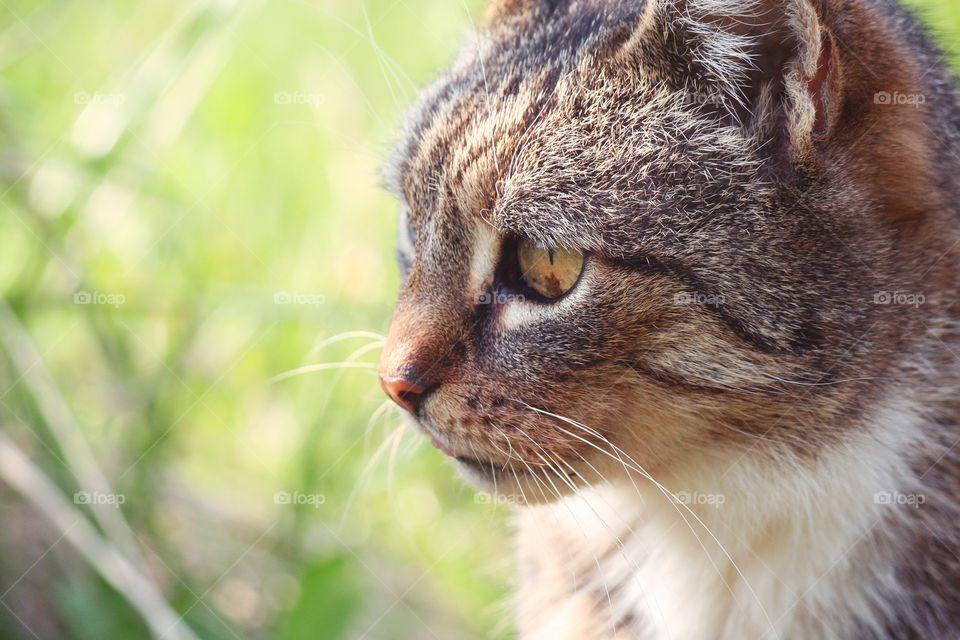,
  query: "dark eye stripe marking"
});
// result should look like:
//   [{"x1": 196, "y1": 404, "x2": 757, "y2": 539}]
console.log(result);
[{"x1": 611, "y1": 253, "x2": 819, "y2": 357}]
